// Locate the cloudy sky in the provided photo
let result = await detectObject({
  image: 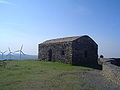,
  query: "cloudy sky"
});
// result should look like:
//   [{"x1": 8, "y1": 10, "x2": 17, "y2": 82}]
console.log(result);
[{"x1": 0, "y1": 0, "x2": 120, "y2": 57}]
